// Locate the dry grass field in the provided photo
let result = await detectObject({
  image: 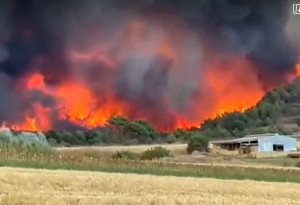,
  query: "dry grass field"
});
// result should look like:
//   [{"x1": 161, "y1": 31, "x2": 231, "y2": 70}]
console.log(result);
[
  {"x1": 56, "y1": 143, "x2": 187, "y2": 155},
  {"x1": 55, "y1": 143, "x2": 300, "y2": 167},
  {"x1": 0, "y1": 167, "x2": 300, "y2": 205}
]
